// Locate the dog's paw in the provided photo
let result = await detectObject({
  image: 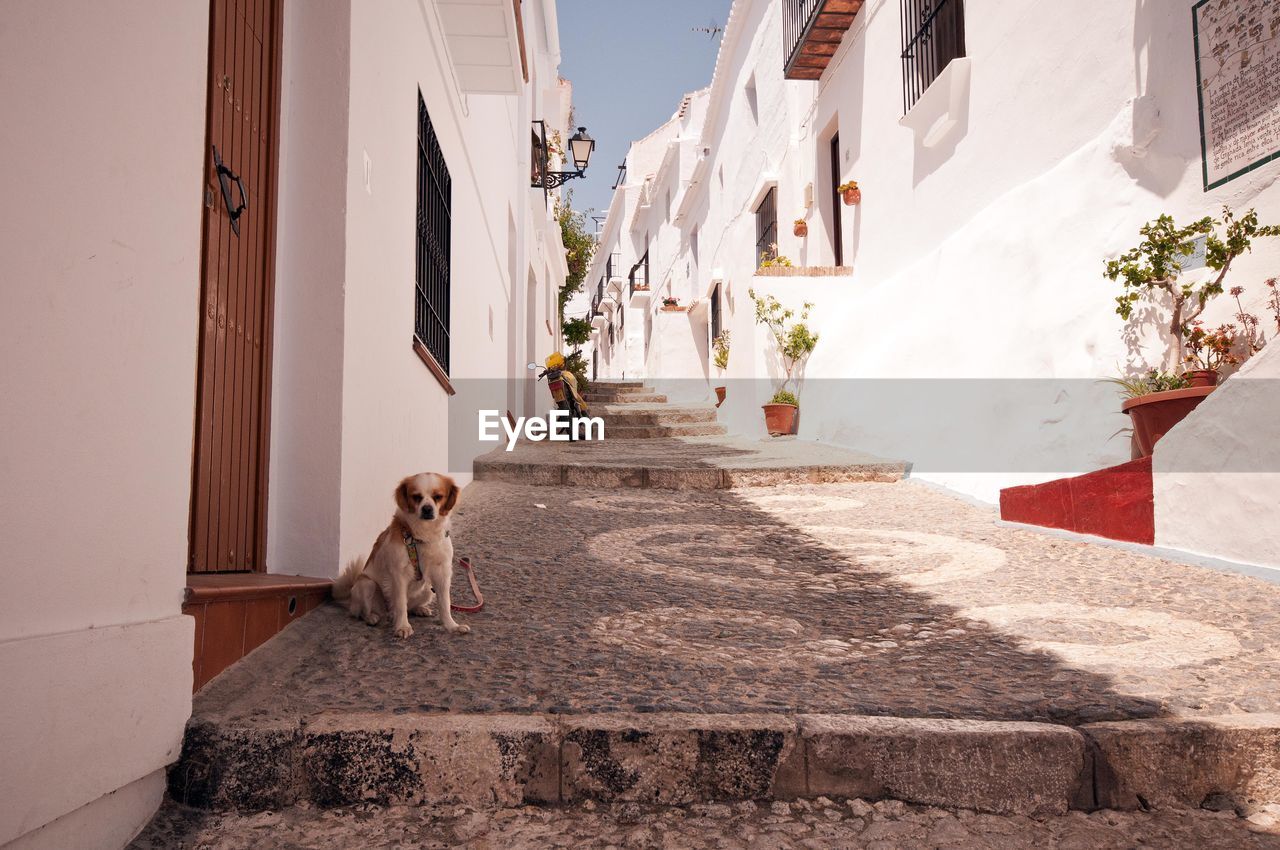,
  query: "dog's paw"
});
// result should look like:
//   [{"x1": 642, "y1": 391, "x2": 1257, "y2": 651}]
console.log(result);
[
  {"x1": 410, "y1": 605, "x2": 434, "y2": 617},
  {"x1": 448, "y1": 623, "x2": 471, "y2": 635},
  {"x1": 363, "y1": 613, "x2": 381, "y2": 626},
  {"x1": 393, "y1": 623, "x2": 414, "y2": 640}
]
